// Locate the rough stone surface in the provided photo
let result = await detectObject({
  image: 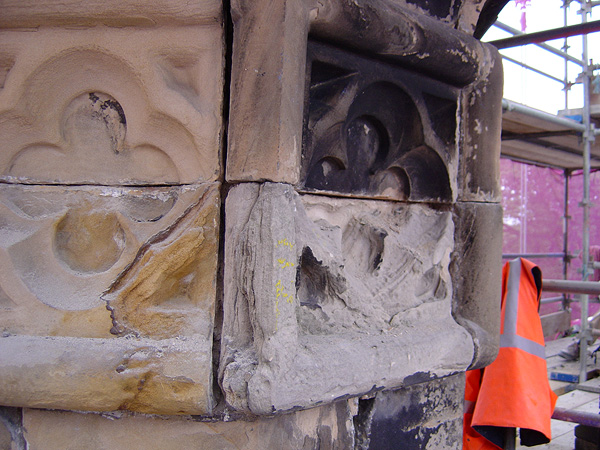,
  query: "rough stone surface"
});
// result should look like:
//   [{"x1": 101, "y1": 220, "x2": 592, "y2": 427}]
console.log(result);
[
  {"x1": 357, "y1": 373, "x2": 465, "y2": 450},
  {"x1": 0, "y1": 0, "x2": 222, "y2": 28},
  {"x1": 0, "y1": 407, "x2": 26, "y2": 450},
  {"x1": 226, "y1": 0, "x2": 309, "y2": 184},
  {"x1": 311, "y1": 0, "x2": 493, "y2": 37},
  {"x1": 0, "y1": 184, "x2": 219, "y2": 336},
  {"x1": 308, "y1": 0, "x2": 491, "y2": 89},
  {"x1": 451, "y1": 202, "x2": 503, "y2": 369},
  {"x1": 458, "y1": 44, "x2": 504, "y2": 202},
  {"x1": 0, "y1": 184, "x2": 220, "y2": 414},
  {"x1": 0, "y1": 335, "x2": 213, "y2": 415},
  {"x1": 220, "y1": 182, "x2": 473, "y2": 414},
  {"x1": 22, "y1": 400, "x2": 356, "y2": 450},
  {"x1": 0, "y1": 24, "x2": 223, "y2": 184}
]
